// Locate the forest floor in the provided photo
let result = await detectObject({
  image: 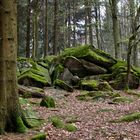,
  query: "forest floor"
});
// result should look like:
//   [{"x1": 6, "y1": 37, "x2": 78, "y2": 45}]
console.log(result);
[{"x1": 1, "y1": 88, "x2": 140, "y2": 140}]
